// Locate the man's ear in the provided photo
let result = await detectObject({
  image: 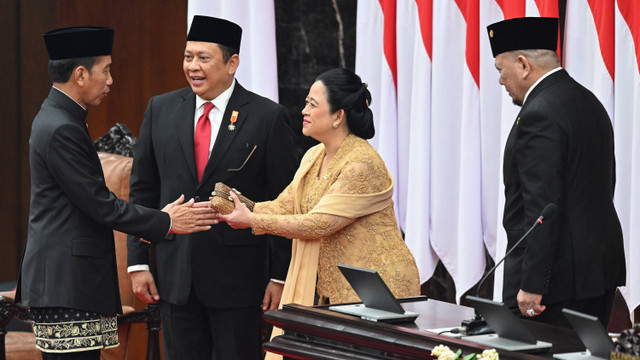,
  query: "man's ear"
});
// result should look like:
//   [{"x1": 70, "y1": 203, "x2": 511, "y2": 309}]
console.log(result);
[
  {"x1": 73, "y1": 66, "x2": 89, "y2": 86},
  {"x1": 516, "y1": 55, "x2": 531, "y2": 79},
  {"x1": 226, "y1": 54, "x2": 239, "y2": 75}
]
